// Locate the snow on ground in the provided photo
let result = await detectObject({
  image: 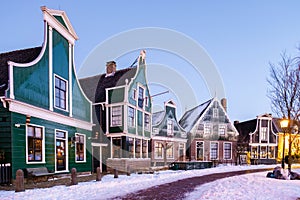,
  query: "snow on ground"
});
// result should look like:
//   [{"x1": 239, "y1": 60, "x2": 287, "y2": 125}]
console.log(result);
[{"x1": 0, "y1": 164, "x2": 299, "y2": 200}]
